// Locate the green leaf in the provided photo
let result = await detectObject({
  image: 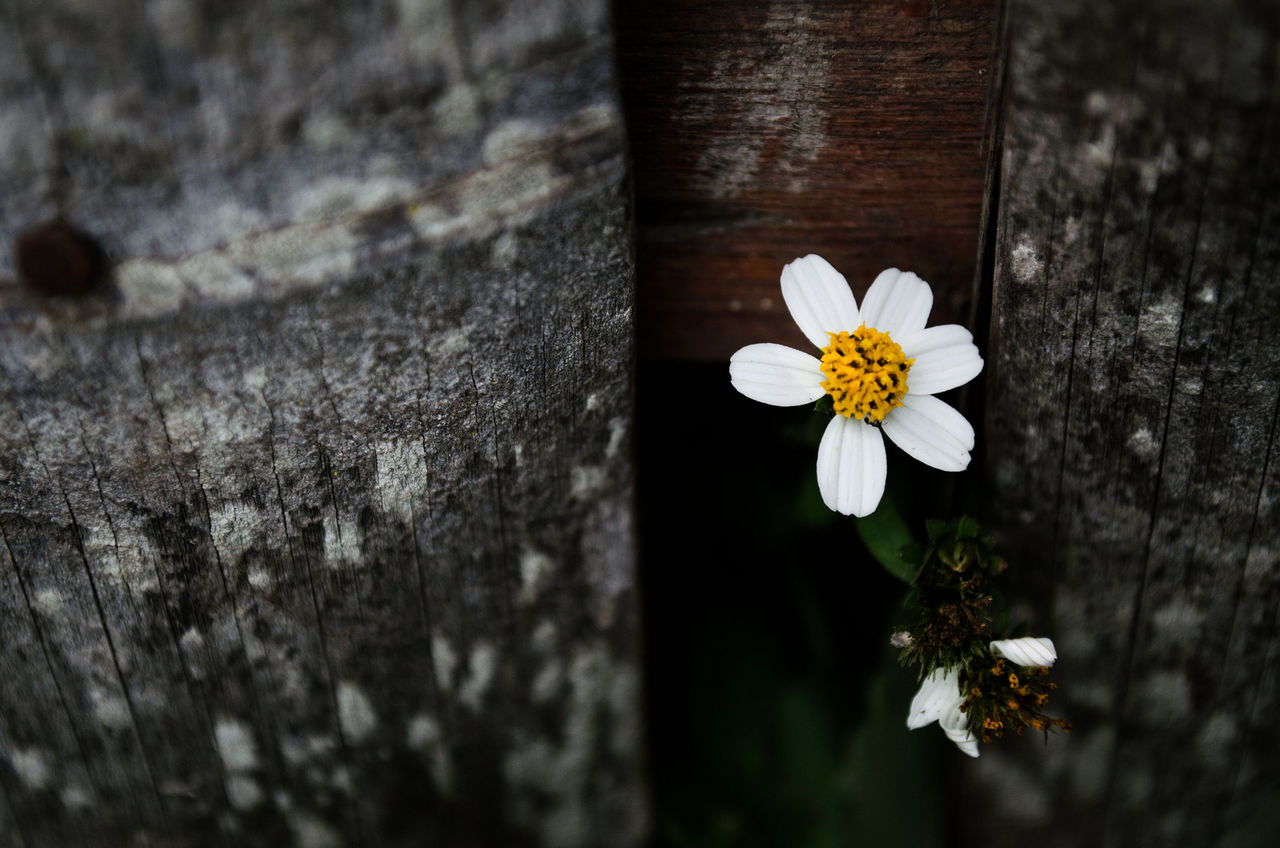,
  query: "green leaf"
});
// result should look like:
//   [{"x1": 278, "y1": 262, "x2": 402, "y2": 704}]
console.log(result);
[
  {"x1": 897, "y1": 543, "x2": 924, "y2": 578},
  {"x1": 924, "y1": 518, "x2": 948, "y2": 541},
  {"x1": 855, "y1": 498, "x2": 920, "y2": 583}
]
